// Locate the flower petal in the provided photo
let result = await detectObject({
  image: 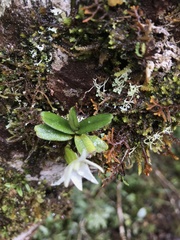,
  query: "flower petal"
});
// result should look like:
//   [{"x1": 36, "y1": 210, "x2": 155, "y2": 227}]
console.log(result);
[
  {"x1": 84, "y1": 159, "x2": 104, "y2": 173},
  {"x1": 78, "y1": 164, "x2": 99, "y2": 184},
  {"x1": 64, "y1": 163, "x2": 74, "y2": 187},
  {"x1": 70, "y1": 170, "x2": 83, "y2": 190},
  {"x1": 77, "y1": 149, "x2": 88, "y2": 162}
]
